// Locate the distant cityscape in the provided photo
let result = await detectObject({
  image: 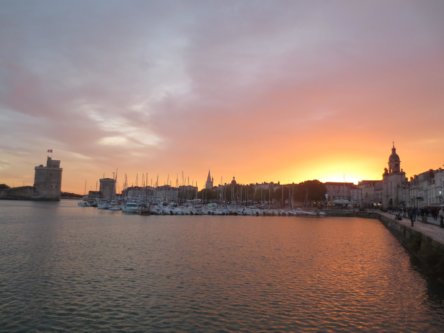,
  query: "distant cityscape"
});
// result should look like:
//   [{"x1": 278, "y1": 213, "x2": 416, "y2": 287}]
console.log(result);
[
  {"x1": 0, "y1": 156, "x2": 63, "y2": 201},
  {"x1": 0, "y1": 144, "x2": 443, "y2": 211}
]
